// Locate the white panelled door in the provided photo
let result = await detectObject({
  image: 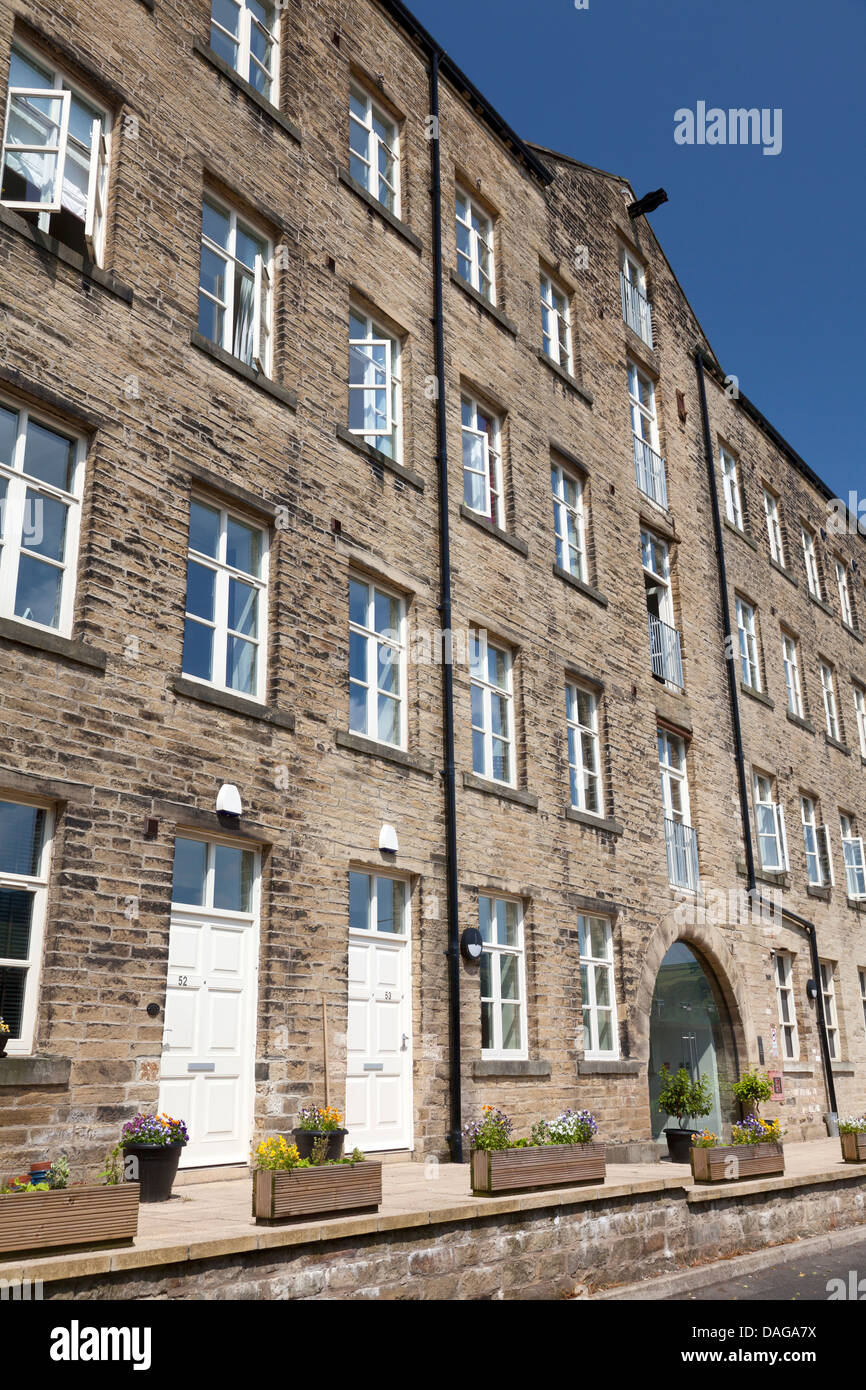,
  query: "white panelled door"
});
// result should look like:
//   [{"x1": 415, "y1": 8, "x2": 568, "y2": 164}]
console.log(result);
[
  {"x1": 345, "y1": 871, "x2": 413, "y2": 1152},
  {"x1": 159, "y1": 836, "x2": 259, "y2": 1168}
]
